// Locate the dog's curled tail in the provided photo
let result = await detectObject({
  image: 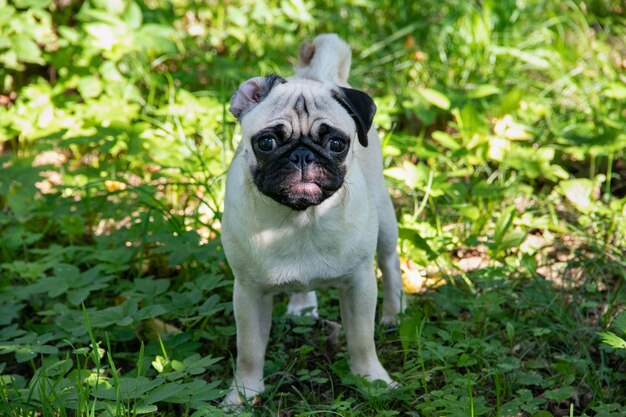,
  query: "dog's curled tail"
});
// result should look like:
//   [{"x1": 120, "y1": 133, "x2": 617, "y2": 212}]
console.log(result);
[{"x1": 295, "y1": 34, "x2": 352, "y2": 86}]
